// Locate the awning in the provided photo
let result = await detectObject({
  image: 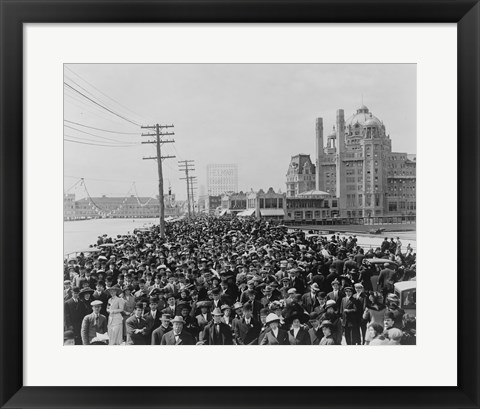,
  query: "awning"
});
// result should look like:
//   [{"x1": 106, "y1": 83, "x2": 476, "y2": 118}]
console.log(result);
[
  {"x1": 237, "y1": 209, "x2": 255, "y2": 217},
  {"x1": 219, "y1": 209, "x2": 228, "y2": 216},
  {"x1": 260, "y1": 209, "x2": 285, "y2": 217}
]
